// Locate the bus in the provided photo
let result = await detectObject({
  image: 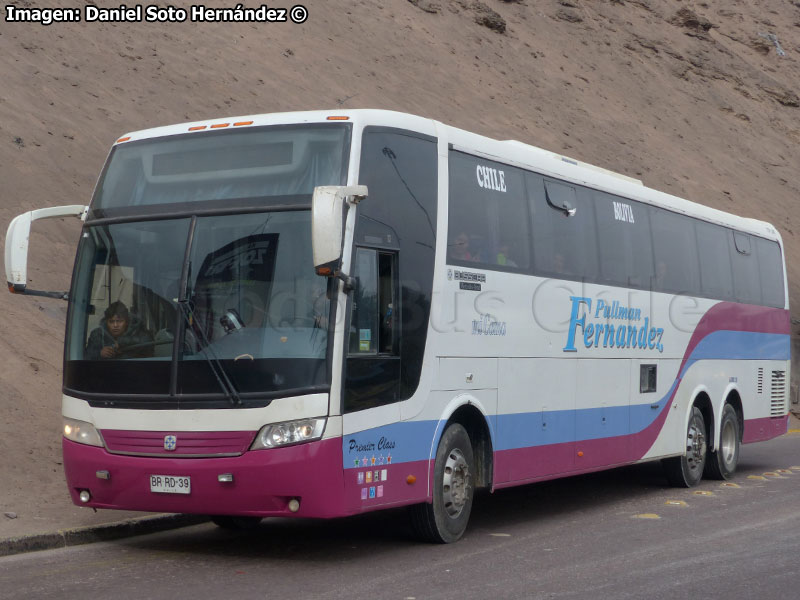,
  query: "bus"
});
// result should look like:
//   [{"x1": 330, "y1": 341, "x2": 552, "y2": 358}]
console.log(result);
[{"x1": 5, "y1": 110, "x2": 791, "y2": 543}]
